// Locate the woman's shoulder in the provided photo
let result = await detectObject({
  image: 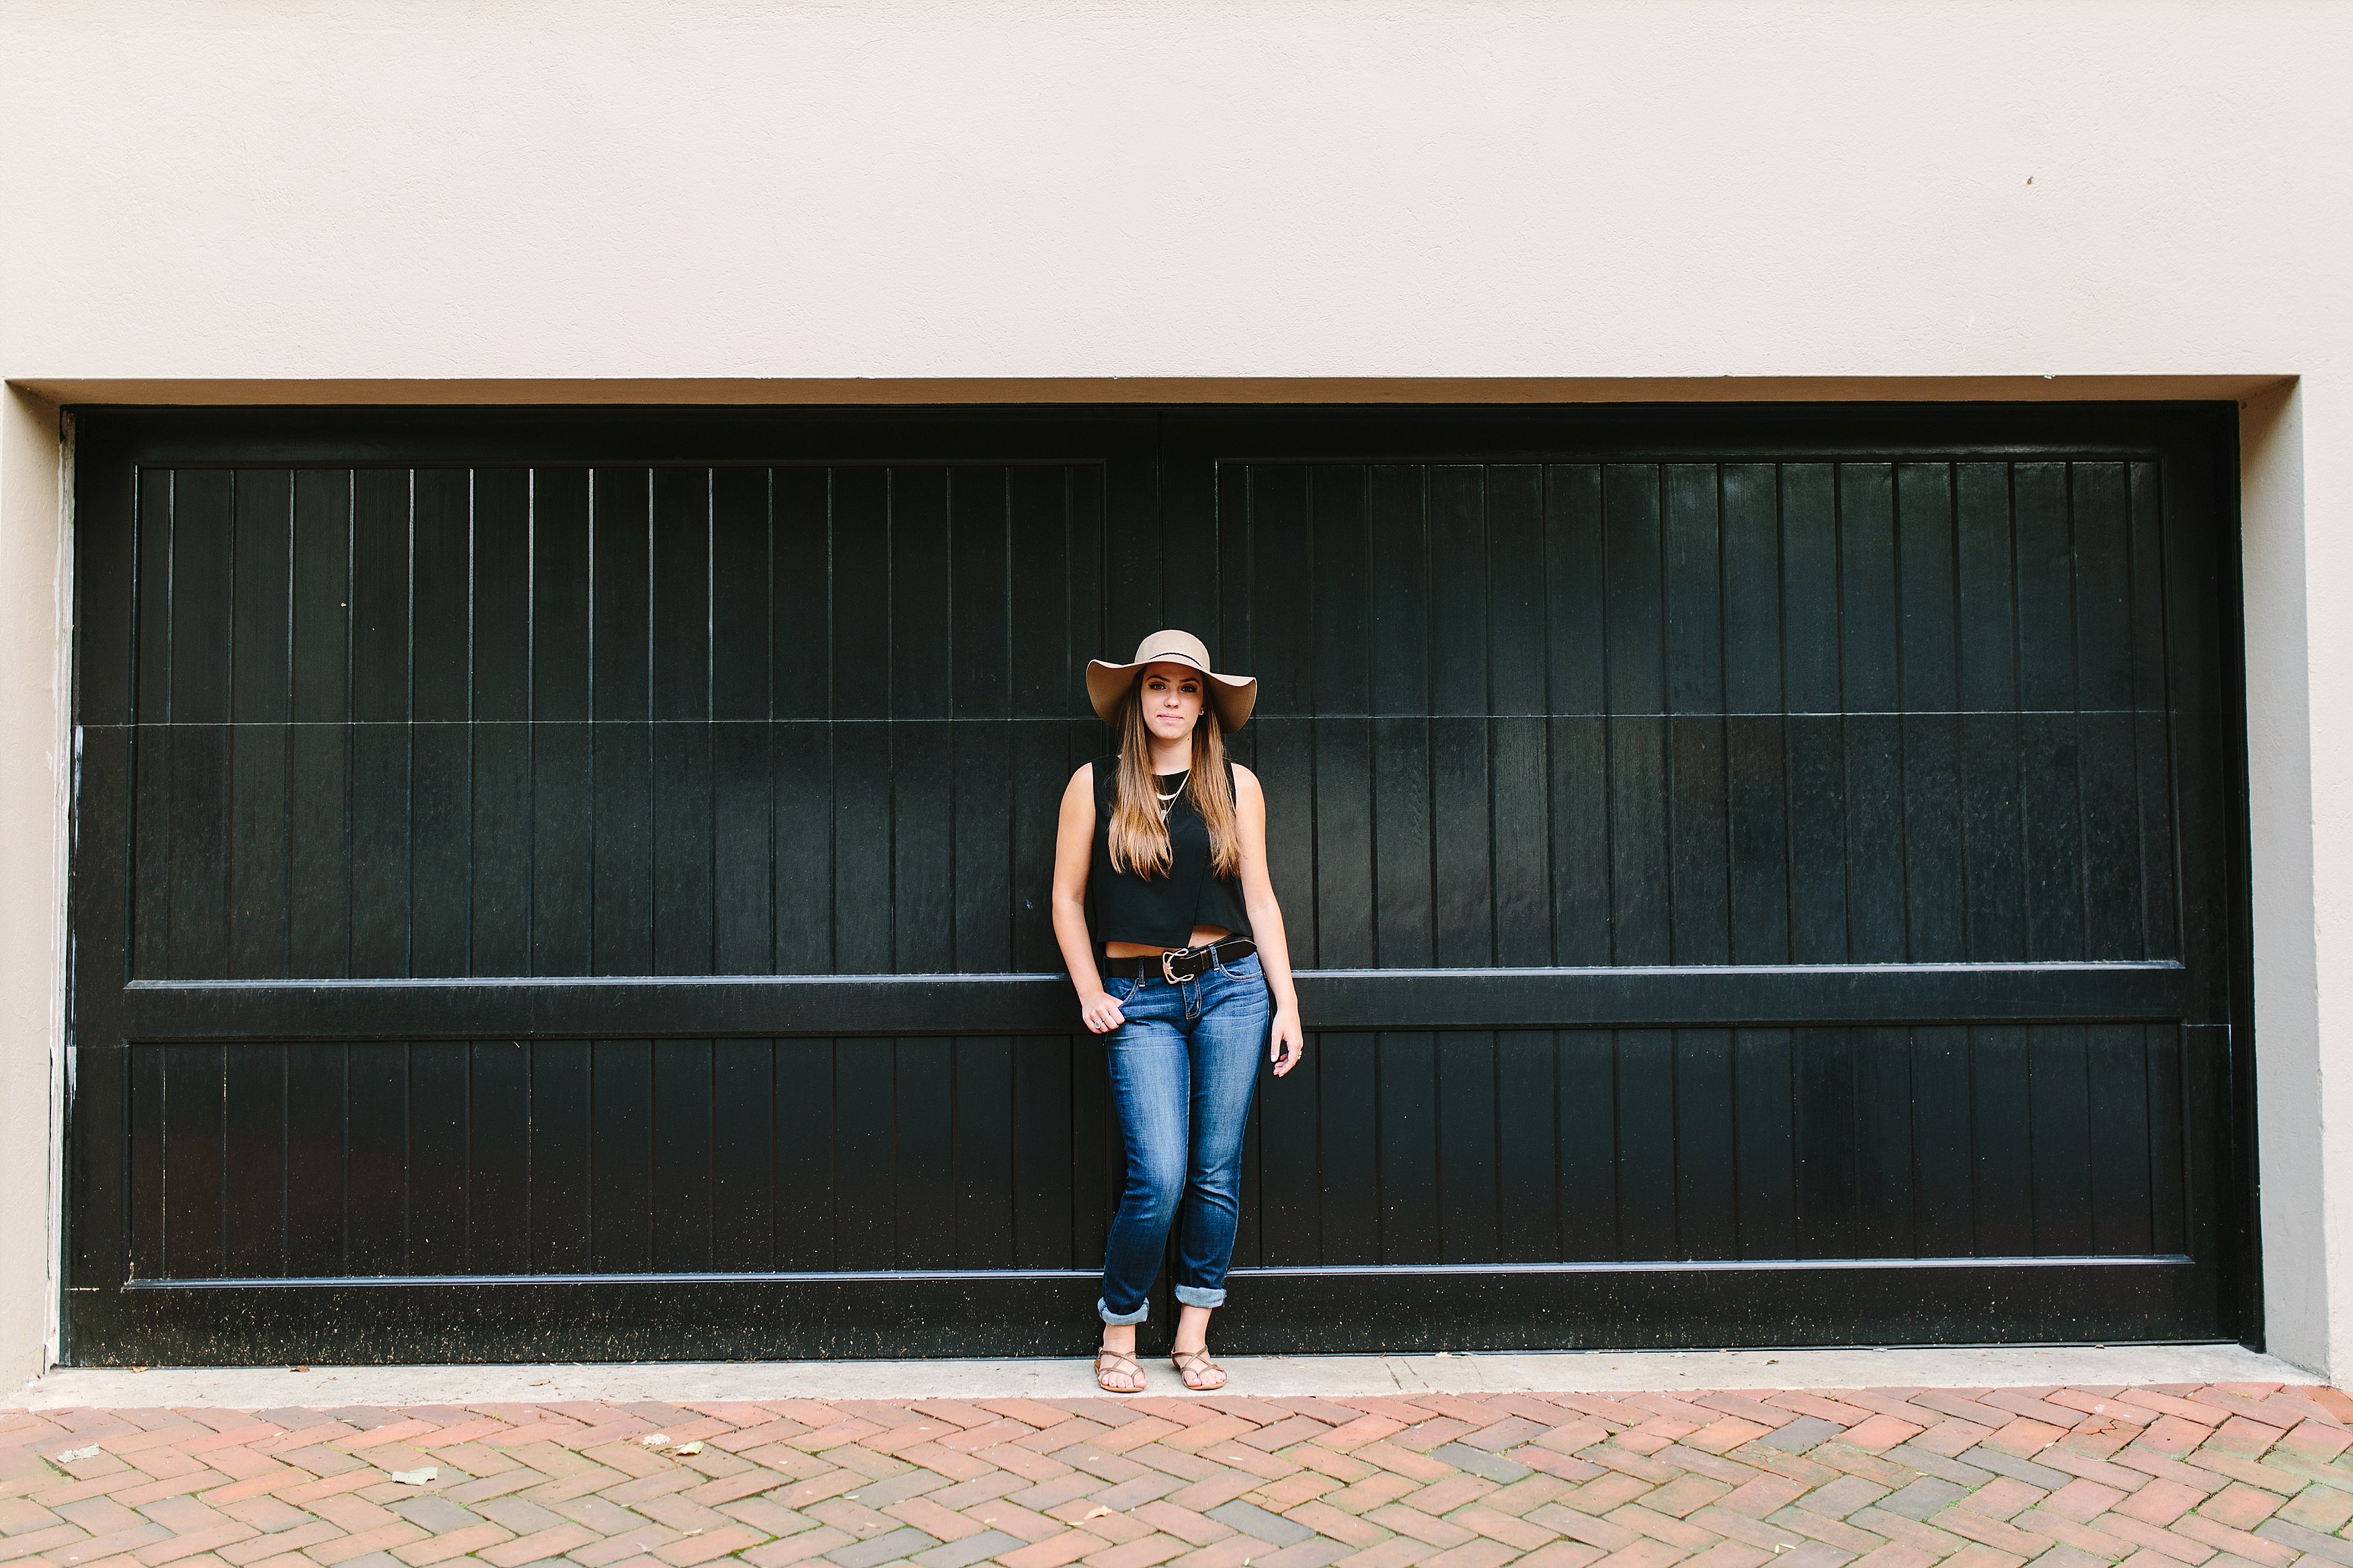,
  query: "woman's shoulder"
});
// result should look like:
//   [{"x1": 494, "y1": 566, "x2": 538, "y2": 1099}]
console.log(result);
[{"x1": 1228, "y1": 760, "x2": 1261, "y2": 796}]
